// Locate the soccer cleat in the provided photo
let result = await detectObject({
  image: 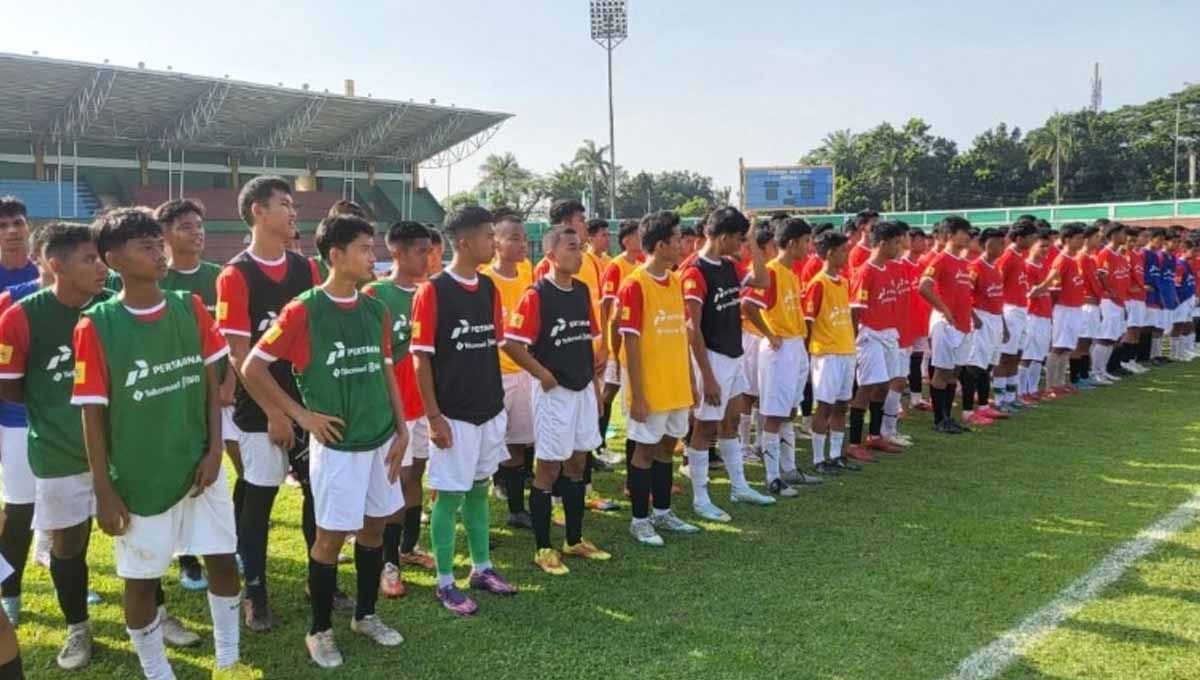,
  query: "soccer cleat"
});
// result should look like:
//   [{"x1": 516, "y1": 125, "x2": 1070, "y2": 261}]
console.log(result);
[
  {"x1": 305, "y1": 629, "x2": 344, "y2": 668},
  {"x1": 562, "y1": 539, "x2": 612, "y2": 561},
  {"x1": 767, "y1": 479, "x2": 799, "y2": 498},
  {"x1": 781, "y1": 469, "x2": 824, "y2": 485},
  {"x1": 210, "y1": 661, "x2": 261, "y2": 679},
  {"x1": 87, "y1": 590, "x2": 101, "y2": 605},
  {"x1": 435, "y1": 584, "x2": 479, "y2": 616},
  {"x1": 652, "y1": 509, "x2": 702, "y2": 533},
  {"x1": 1072, "y1": 379, "x2": 1095, "y2": 390},
  {"x1": 885, "y1": 434, "x2": 914, "y2": 448},
  {"x1": 997, "y1": 403, "x2": 1021, "y2": 416},
  {"x1": 534, "y1": 548, "x2": 570, "y2": 575},
  {"x1": 0, "y1": 597, "x2": 19, "y2": 628},
  {"x1": 57, "y1": 621, "x2": 93, "y2": 670},
  {"x1": 180, "y1": 561, "x2": 208, "y2": 591},
  {"x1": 597, "y1": 448, "x2": 624, "y2": 466},
  {"x1": 399, "y1": 549, "x2": 436, "y2": 571},
  {"x1": 162, "y1": 611, "x2": 202, "y2": 647},
  {"x1": 590, "y1": 456, "x2": 615, "y2": 473},
  {"x1": 586, "y1": 494, "x2": 620, "y2": 512},
  {"x1": 380, "y1": 562, "x2": 406, "y2": 599},
  {"x1": 832, "y1": 457, "x2": 862, "y2": 472},
  {"x1": 743, "y1": 448, "x2": 763, "y2": 465},
  {"x1": 630, "y1": 518, "x2": 665, "y2": 546},
  {"x1": 845, "y1": 445, "x2": 877, "y2": 463},
  {"x1": 350, "y1": 614, "x2": 404, "y2": 646},
  {"x1": 469, "y1": 568, "x2": 517, "y2": 595},
  {"x1": 912, "y1": 400, "x2": 933, "y2": 412},
  {"x1": 1020, "y1": 395, "x2": 1041, "y2": 407},
  {"x1": 730, "y1": 486, "x2": 776, "y2": 505},
  {"x1": 813, "y1": 461, "x2": 841, "y2": 476},
  {"x1": 964, "y1": 412, "x2": 995, "y2": 426},
  {"x1": 865, "y1": 435, "x2": 902, "y2": 454},
  {"x1": 507, "y1": 511, "x2": 534, "y2": 530},
  {"x1": 934, "y1": 419, "x2": 963, "y2": 435},
  {"x1": 491, "y1": 483, "x2": 508, "y2": 501},
  {"x1": 979, "y1": 405, "x2": 1009, "y2": 419},
  {"x1": 692, "y1": 500, "x2": 733, "y2": 523},
  {"x1": 241, "y1": 596, "x2": 274, "y2": 634}
]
